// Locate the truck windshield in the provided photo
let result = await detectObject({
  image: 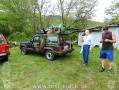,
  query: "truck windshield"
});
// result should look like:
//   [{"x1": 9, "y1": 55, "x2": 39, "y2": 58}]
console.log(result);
[
  {"x1": 0, "y1": 35, "x2": 5, "y2": 44},
  {"x1": 47, "y1": 35, "x2": 58, "y2": 44}
]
